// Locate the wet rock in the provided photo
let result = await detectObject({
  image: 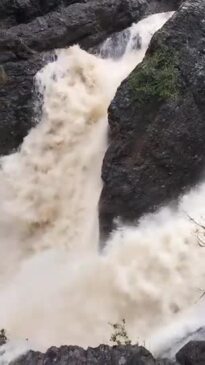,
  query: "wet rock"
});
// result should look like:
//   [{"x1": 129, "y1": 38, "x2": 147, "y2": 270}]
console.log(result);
[
  {"x1": 96, "y1": 28, "x2": 131, "y2": 60},
  {"x1": 99, "y1": 0, "x2": 205, "y2": 238},
  {"x1": 176, "y1": 341, "x2": 205, "y2": 365}
]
